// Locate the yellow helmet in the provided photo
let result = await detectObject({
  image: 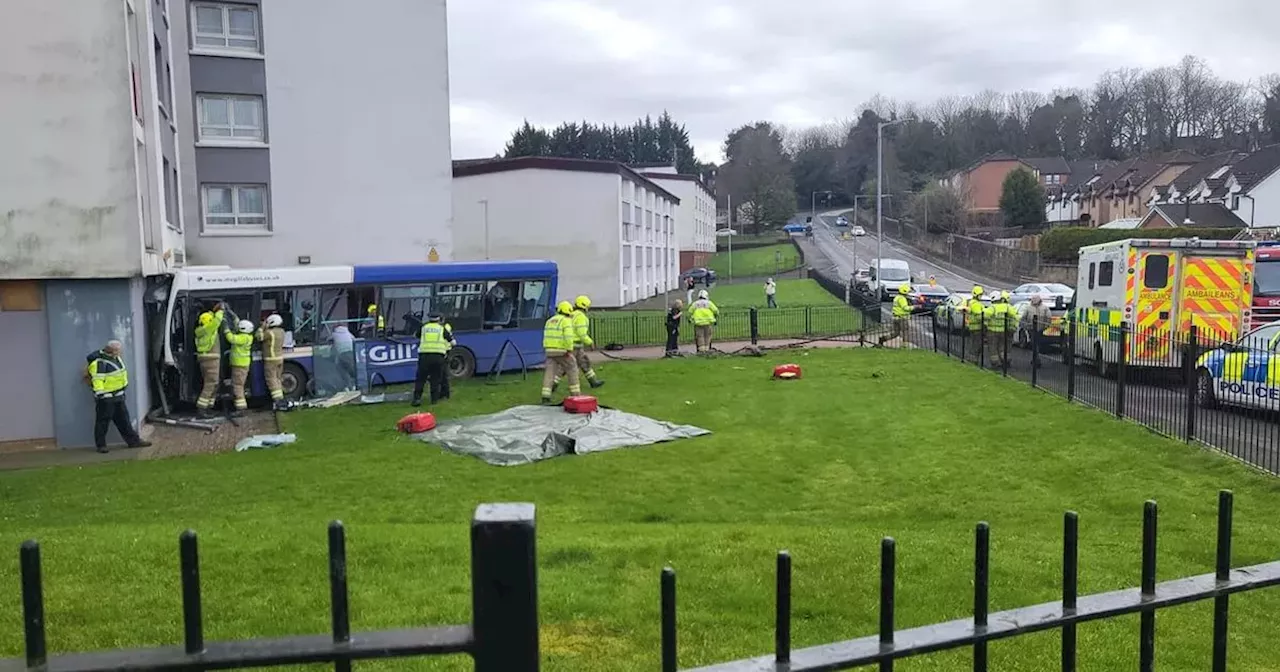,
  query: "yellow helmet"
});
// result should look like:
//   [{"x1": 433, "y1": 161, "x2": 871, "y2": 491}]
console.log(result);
[
  {"x1": 557, "y1": 301, "x2": 574, "y2": 315},
  {"x1": 898, "y1": 283, "x2": 911, "y2": 295},
  {"x1": 1000, "y1": 291, "x2": 1011, "y2": 302},
  {"x1": 366, "y1": 303, "x2": 378, "y2": 315},
  {"x1": 574, "y1": 295, "x2": 591, "y2": 310},
  {"x1": 972, "y1": 285, "x2": 984, "y2": 297},
  {"x1": 198, "y1": 312, "x2": 213, "y2": 326}
]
